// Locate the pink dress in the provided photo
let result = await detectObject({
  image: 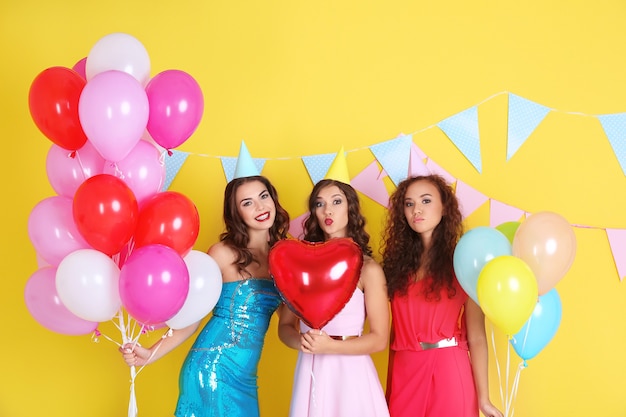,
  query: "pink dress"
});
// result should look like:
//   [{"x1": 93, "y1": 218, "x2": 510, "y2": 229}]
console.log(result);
[
  {"x1": 386, "y1": 277, "x2": 478, "y2": 417},
  {"x1": 288, "y1": 289, "x2": 390, "y2": 417}
]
